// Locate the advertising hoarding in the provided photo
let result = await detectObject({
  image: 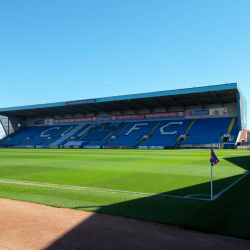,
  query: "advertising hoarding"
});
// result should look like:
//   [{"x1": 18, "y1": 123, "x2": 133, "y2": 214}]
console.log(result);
[
  {"x1": 103, "y1": 146, "x2": 121, "y2": 149},
  {"x1": 111, "y1": 114, "x2": 145, "y2": 120},
  {"x1": 54, "y1": 117, "x2": 97, "y2": 123},
  {"x1": 84, "y1": 146, "x2": 101, "y2": 149},
  {"x1": 145, "y1": 112, "x2": 185, "y2": 118},
  {"x1": 98, "y1": 115, "x2": 110, "y2": 123},
  {"x1": 137, "y1": 146, "x2": 164, "y2": 149},
  {"x1": 111, "y1": 112, "x2": 185, "y2": 121},
  {"x1": 64, "y1": 99, "x2": 96, "y2": 105},
  {"x1": 34, "y1": 119, "x2": 54, "y2": 125},
  {"x1": 186, "y1": 108, "x2": 227, "y2": 118}
]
